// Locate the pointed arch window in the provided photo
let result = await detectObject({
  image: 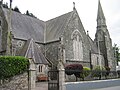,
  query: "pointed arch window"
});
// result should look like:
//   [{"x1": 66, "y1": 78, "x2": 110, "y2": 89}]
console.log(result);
[{"x1": 71, "y1": 29, "x2": 83, "y2": 61}]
